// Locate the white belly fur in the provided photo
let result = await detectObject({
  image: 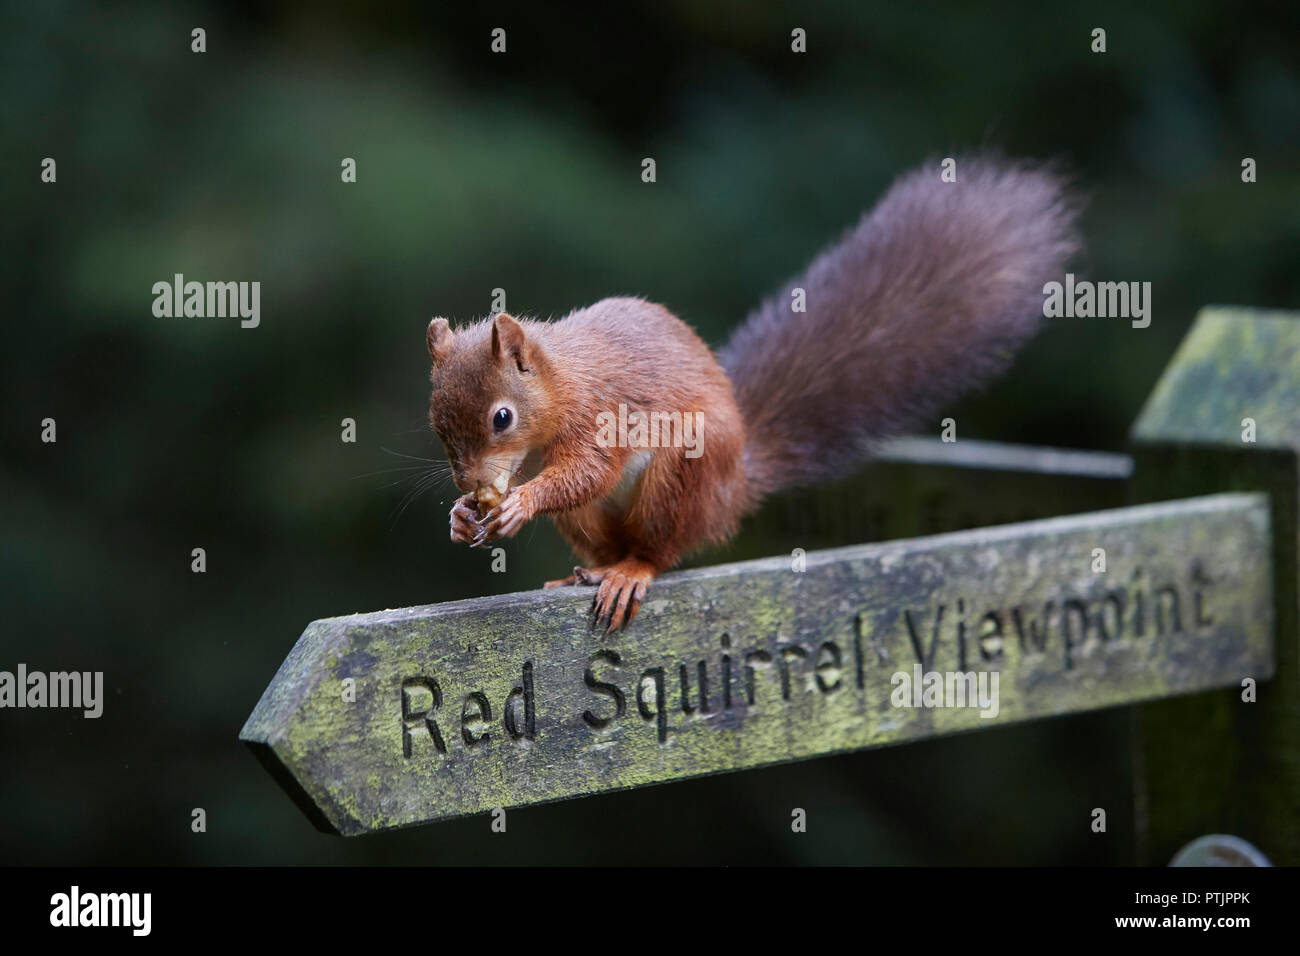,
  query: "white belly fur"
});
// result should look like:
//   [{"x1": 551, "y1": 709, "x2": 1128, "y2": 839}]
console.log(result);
[{"x1": 602, "y1": 449, "x2": 653, "y2": 515}]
